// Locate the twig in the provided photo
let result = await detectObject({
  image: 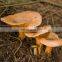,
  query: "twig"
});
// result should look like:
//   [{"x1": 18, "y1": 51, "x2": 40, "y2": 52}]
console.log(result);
[
  {"x1": 40, "y1": 0, "x2": 62, "y2": 8},
  {"x1": 0, "y1": 6, "x2": 9, "y2": 17},
  {"x1": 0, "y1": 0, "x2": 62, "y2": 8},
  {"x1": 0, "y1": 0, "x2": 41, "y2": 8},
  {"x1": 14, "y1": 41, "x2": 22, "y2": 55},
  {"x1": 8, "y1": 35, "x2": 22, "y2": 41}
]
